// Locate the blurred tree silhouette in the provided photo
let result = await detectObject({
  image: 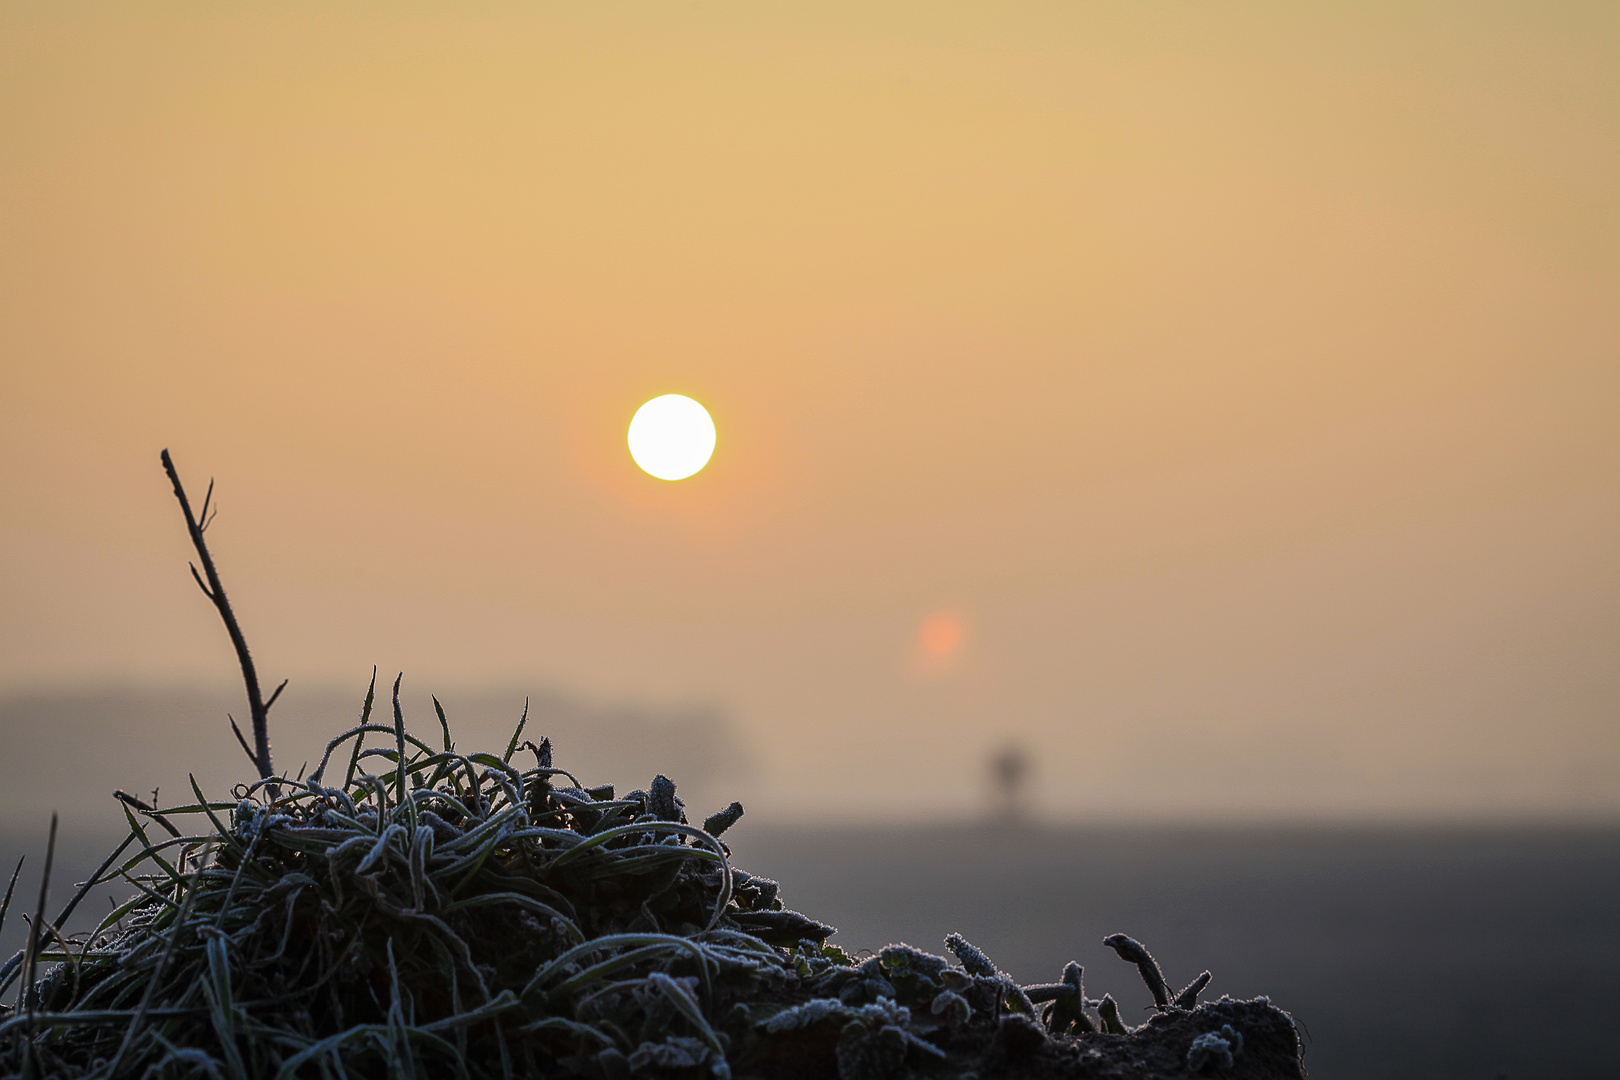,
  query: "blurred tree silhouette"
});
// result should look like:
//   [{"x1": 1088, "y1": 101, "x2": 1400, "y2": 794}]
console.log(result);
[{"x1": 988, "y1": 742, "x2": 1032, "y2": 824}]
